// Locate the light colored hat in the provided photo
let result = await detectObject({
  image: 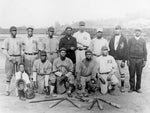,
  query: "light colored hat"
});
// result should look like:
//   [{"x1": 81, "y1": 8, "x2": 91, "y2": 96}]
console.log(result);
[
  {"x1": 135, "y1": 27, "x2": 142, "y2": 32},
  {"x1": 96, "y1": 28, "x2": 103, "y2": 32},
  {"x1": 79, "y1": 21, "x2": 85, "y2": 26}
]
